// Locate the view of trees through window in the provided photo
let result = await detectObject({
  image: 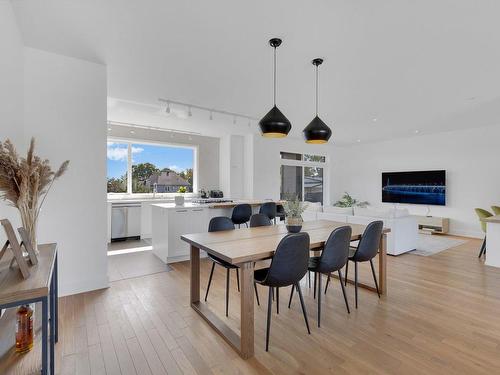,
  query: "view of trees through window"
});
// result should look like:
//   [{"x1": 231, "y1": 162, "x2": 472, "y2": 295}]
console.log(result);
[
  {"x1": 280, "y1": 152, "x2": 325, "y2": 204},
  {"x1": 107, "y1": 141, "x2": 194, "y2": 194}
]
